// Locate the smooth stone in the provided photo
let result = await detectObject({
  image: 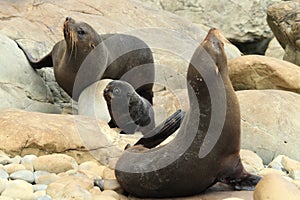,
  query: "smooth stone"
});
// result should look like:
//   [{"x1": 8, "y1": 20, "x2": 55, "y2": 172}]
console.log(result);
[
  {"x1": 3, "y1": 163, "x2": 26, "y2": 174},
  {"x1": 102, "y1": 167, "x2": 116, "y2": 179},
  {"x1": 36, "y1": 195, "x2": 52, "y2": 200},
  {"x1": 48, "y1": 183, "x2": 92, "y2": 200},
  {"x1": 253, "y1": 174, "x2": 300, "y2": 200},
  {"x1": 9, "y1": 155, "x2": 21, "y2": 164},
  {"x1": 10, "y1": 169, "x2": 34, "y2": 183},
  {"x1": 1, "y1": 179, "x2": 34, "y2": 200},
  {"x1": 33, "y1": 154, "x2": 78, "y2": 173},
  {"x1": 282, "y1": 156, "x2": 300, "y2": 172},
  {"x1": 35, "y1": 173, "x2": 59, "y2": 185},
  {"x1": 257, "y1": 168, "x2": 286, "y2": 177},
  {"x1": 103, "y1": 179, "x2": 121, "y2": 191},
  {"x1": 0, "y1": 154, "x2": 11, "y2": 165},
  {"x1": 240, "y1": 149, "x2": 264, "y2": 174},
  {"x1": 90, "y1": 186, "x2": 102, "y2": 199},
  {"x1": 0, "y1": 169, "x2": 9, "y2": 179},
  {"x1": 78, "y1": 169, "x2": 102, "y2": 180},
  {"x1": 21, "y1": 154, "x2": 37, "y2": 163},
  {"x1": 101, "y1": 190, "x2": 120, "y2": 200},
  {"x1": 33, "y1": 184, "x2": 48, "y2": 192},
  {"x1": 34, "y1": 190, "x2": 46, "y2": 199},
  {"x1": 34, "y1": 170, "x2": 51, "y2": 180},
  {"x1": 78, "y1": 161, "x2": 106, "y2": 177},
  {"x1": 0, "y1": 178, "x2": 8, "y2": 194},
  {"x1": 0, "y1": 197, "x2": 14, "y2": 200},
  {"x1": 268, "y1": 155, "x2": 285, "y2": 170}
]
